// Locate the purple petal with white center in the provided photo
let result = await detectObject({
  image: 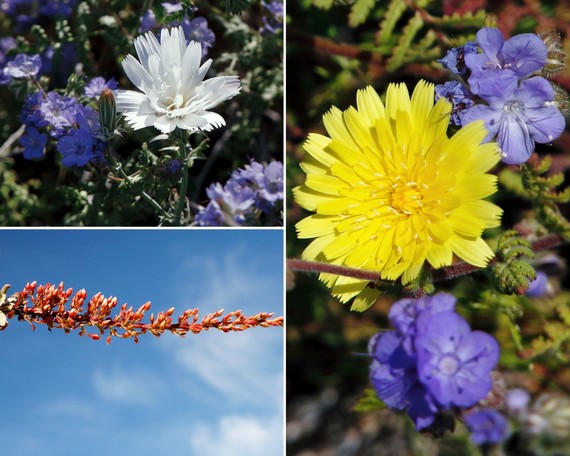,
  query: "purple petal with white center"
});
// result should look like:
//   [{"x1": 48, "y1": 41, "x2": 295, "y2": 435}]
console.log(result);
[{"x1": 497, "y1": 112, "x2": 534, "y2": 164}]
